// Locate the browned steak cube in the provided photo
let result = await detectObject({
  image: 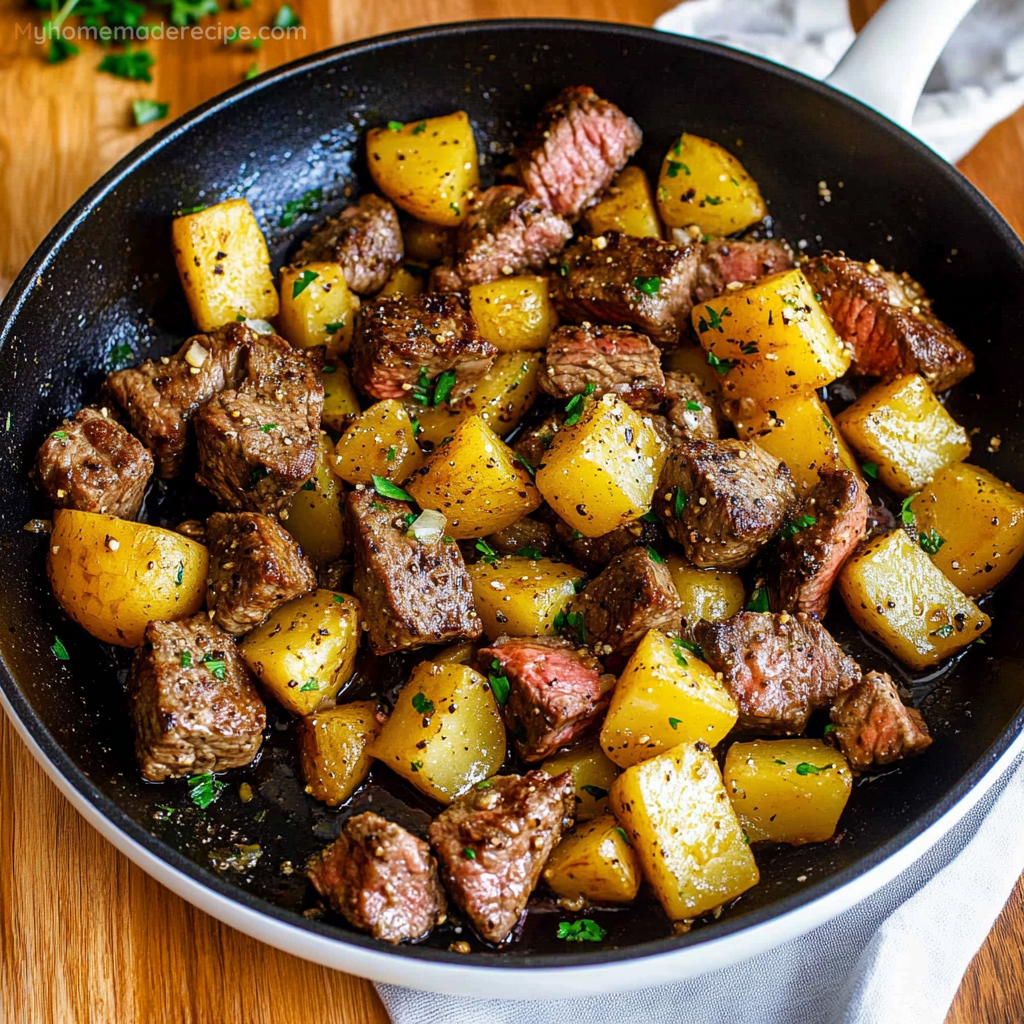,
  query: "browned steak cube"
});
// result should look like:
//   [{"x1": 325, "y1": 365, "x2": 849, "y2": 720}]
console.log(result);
[
  {"x1": 768, "y1": 468, "x2": 868, "y2": 620},
  {"x1": 350, "y1": 293, "x2": 496, "y2": 402},
  {"x1": 484, "y1": 516, "x2": 557, "y2": 559},
  {"x1": 431, "y1": 185, "x2": 572, "y2": 291},
  {"x1": 553, "y1": 514, "x2": 664, "y2": 573},
  {"x1": 572, "y1": 547, "x2": 682, "y2": 655},
  {"x1": 646, "y1": 371, "x2": 719, "y2": 445},
  {"x1": 829, "y1": 670, "x2": 932, "y2": 770},
  {"x1": 347, "y1": 490, "x2": 481, "y2": 655},
  {"x1": 512, "y1": 413, "x2": 564, "y2": 474},
  {"x1": 308, "y1": 811, "x2": 447, "y2": 944},
  {"x1": 205, "y1": 511, "x2": 317, "y2": 636},
  {"x1": 692, "y1": 237, "x2": 795, "y2": 304},
  {"x1": 194, "y1": 333, "x2": 323, "y2": 515},
  {"x1": 803, "y1": 253, "x2": 974, "y2": 392},
  {"x1": 292, "y1": 194, "x2": 403, "y2": 295},
  {"x1": 550, "y1": 233, "x2": 700, "y2": 346},
  {"x1": 429, "y1": 770, "x2": 575, "y2": 944},
  {"x1": 105, "y1": 322, "x2": 253, "y2": 477},
  {"x1": 128, "y1": 614, "x2": 266, "y2": 781},
  {"x1": 655, "y1": 439, "x2": 796, "y2": 570},
  {"x1": 539, "y1": 324, "x2": 665, "y2": 409},
  {"x1": 517, "y1": 86, "x2": 642, "y2": 218},
  {"x1": 34, "y1": 407, "x2": 153, "y2": 519},
  {"x1": 694, "y1": 611, "x2": 861, "y2": 734},
  {"x1": 477, "y1": 637, "x2": 614, "y2": 762}
]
